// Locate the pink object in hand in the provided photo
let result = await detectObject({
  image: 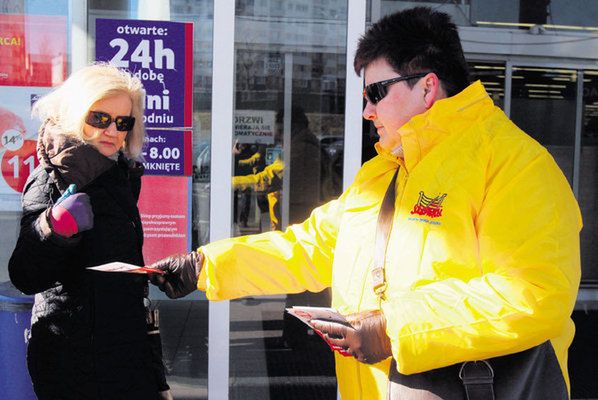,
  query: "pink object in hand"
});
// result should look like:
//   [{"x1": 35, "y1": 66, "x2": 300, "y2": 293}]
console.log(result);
[
  {"x1": 50, "y1": 205, "x2": 79, "y2": 237},
  {"x1": 49, "y1": 191, "x2": 94, "y2": 237}
]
